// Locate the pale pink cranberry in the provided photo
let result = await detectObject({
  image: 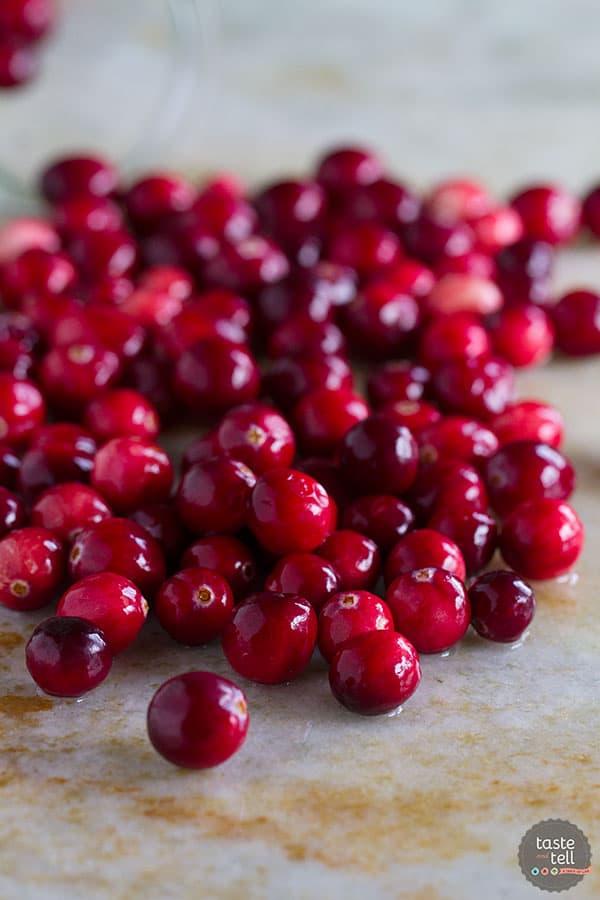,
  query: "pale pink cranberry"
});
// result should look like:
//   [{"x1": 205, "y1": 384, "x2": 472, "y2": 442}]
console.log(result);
[
  {"x1": 83, "y1": 389, "x2": 160, "y2": 442},
  {"x1": 341, "y1": 280, "x2": 420, "y2": 357},
  {"x1": 39, "y1": 343, "x2": 122, "y2": 415},
  {"x1": 292, "y1": 387, "x2": 369, "y2": 455},
  {"x1": 418, "y1": 312, "x2": 491, "y2": 370},
  {"x1": 510, "y1": 184, "x2": 581, "y2": 245},
  {"x1": 488, "y1": 304, "x2": 555, "y2": 367},
  {"x1": 0, "y1": 217, "x2": 59, "y2": 264},
  {"x1": 470, "y1": 205, "x2": 524, "y2": 253},
  {"x1": 384, "y1": 528, "x2": 466, "y2": 586},
  {"x1": 0, "y1": 373, "x2": 45, "y2": 446},
  {"x1": 31, "y1": 482, "x2": 112, "y2": 543},
  {"x1": 425, "y1": 177, "x2": 492, "y2": 224},
  {"x1": 215, "y1": 403, "x2": 295, "y2": 474},
  {"x1": 0, "y1": 526, "x2": 65, "y2": 611},
  {"x1": 385, "y1": 566, "x2": 470, "y2": 653},
  {"x1": 92, "y1": 437, "x2": 173, "y2": 514},
  {"x1": 124, "y1": 173, "x2": 196, "y2": 232},
  {"x1": 424, "y1": 273, "x2": 503, "y2": 316},
  {"x1": 490, "y1": 400, "x2": 564, "y2": 449}
]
